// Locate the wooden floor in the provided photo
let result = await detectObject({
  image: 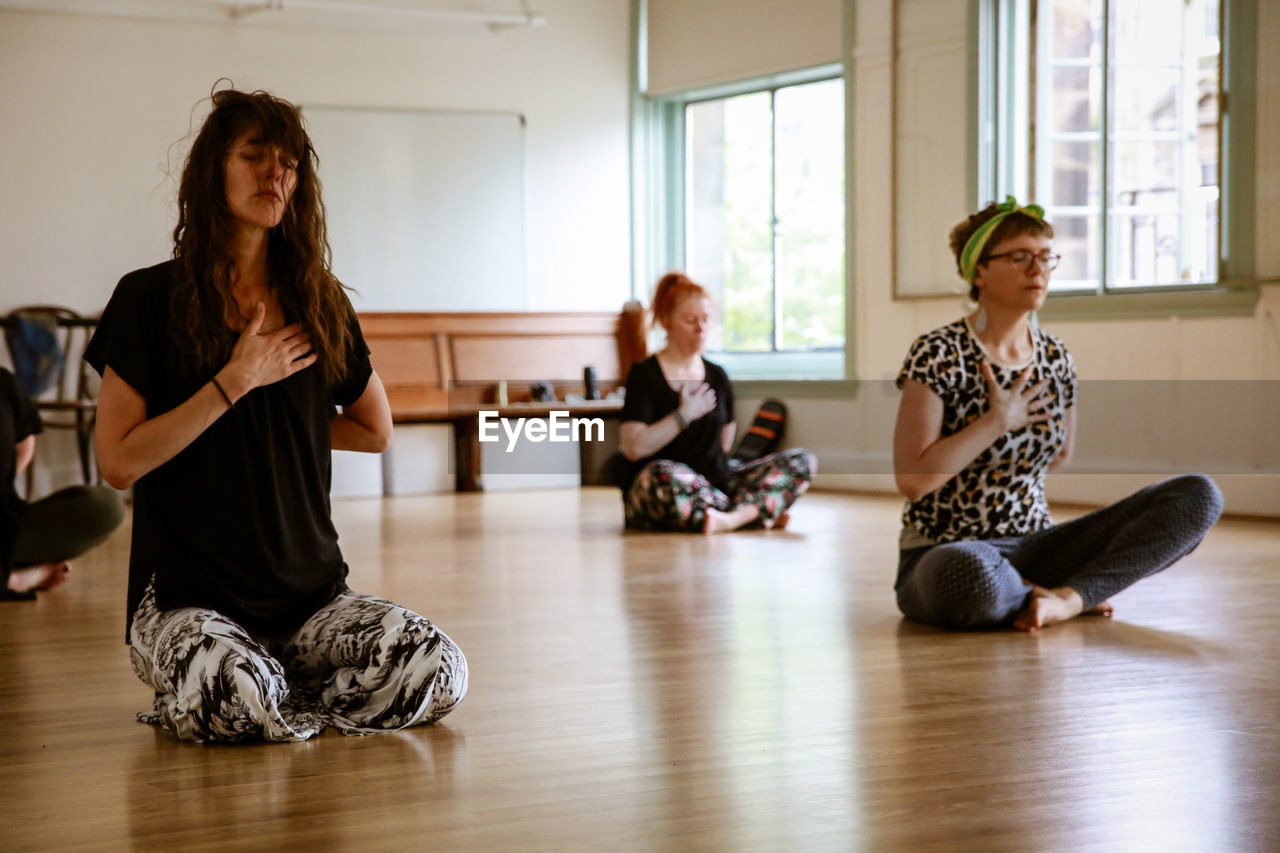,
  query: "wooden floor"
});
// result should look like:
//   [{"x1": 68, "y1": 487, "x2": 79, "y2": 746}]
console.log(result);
[{"x1": 3, "y1": 488, "x2": 1279, "y2": 852}]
